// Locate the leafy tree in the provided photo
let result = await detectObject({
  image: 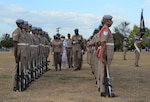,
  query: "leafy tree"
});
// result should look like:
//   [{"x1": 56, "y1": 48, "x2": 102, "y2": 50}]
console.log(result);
[
  {"x1": 128, "y1": 25, "x2": 150, "y2": 49},
  {"x1": 0, "y1": 33, "x2": 13, "y2": 48},
  {"x1": 114, "y1": 21, "x2": 130, "y2": 37},
  {"x1": 113, "y1": 21, "x2": 130, "y2": 51}
]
